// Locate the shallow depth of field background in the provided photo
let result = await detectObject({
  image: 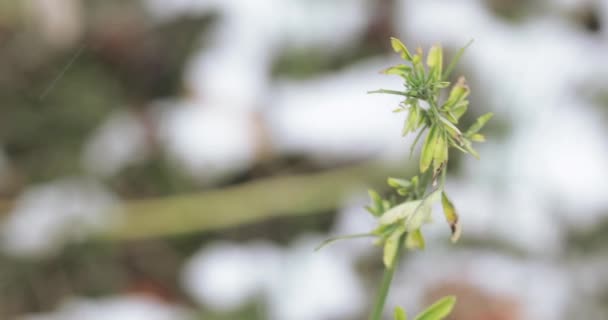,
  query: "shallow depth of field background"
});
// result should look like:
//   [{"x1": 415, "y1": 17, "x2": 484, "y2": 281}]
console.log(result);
[{"x1": 1, "y1": 1, "x2": 608, "y2": 319}]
